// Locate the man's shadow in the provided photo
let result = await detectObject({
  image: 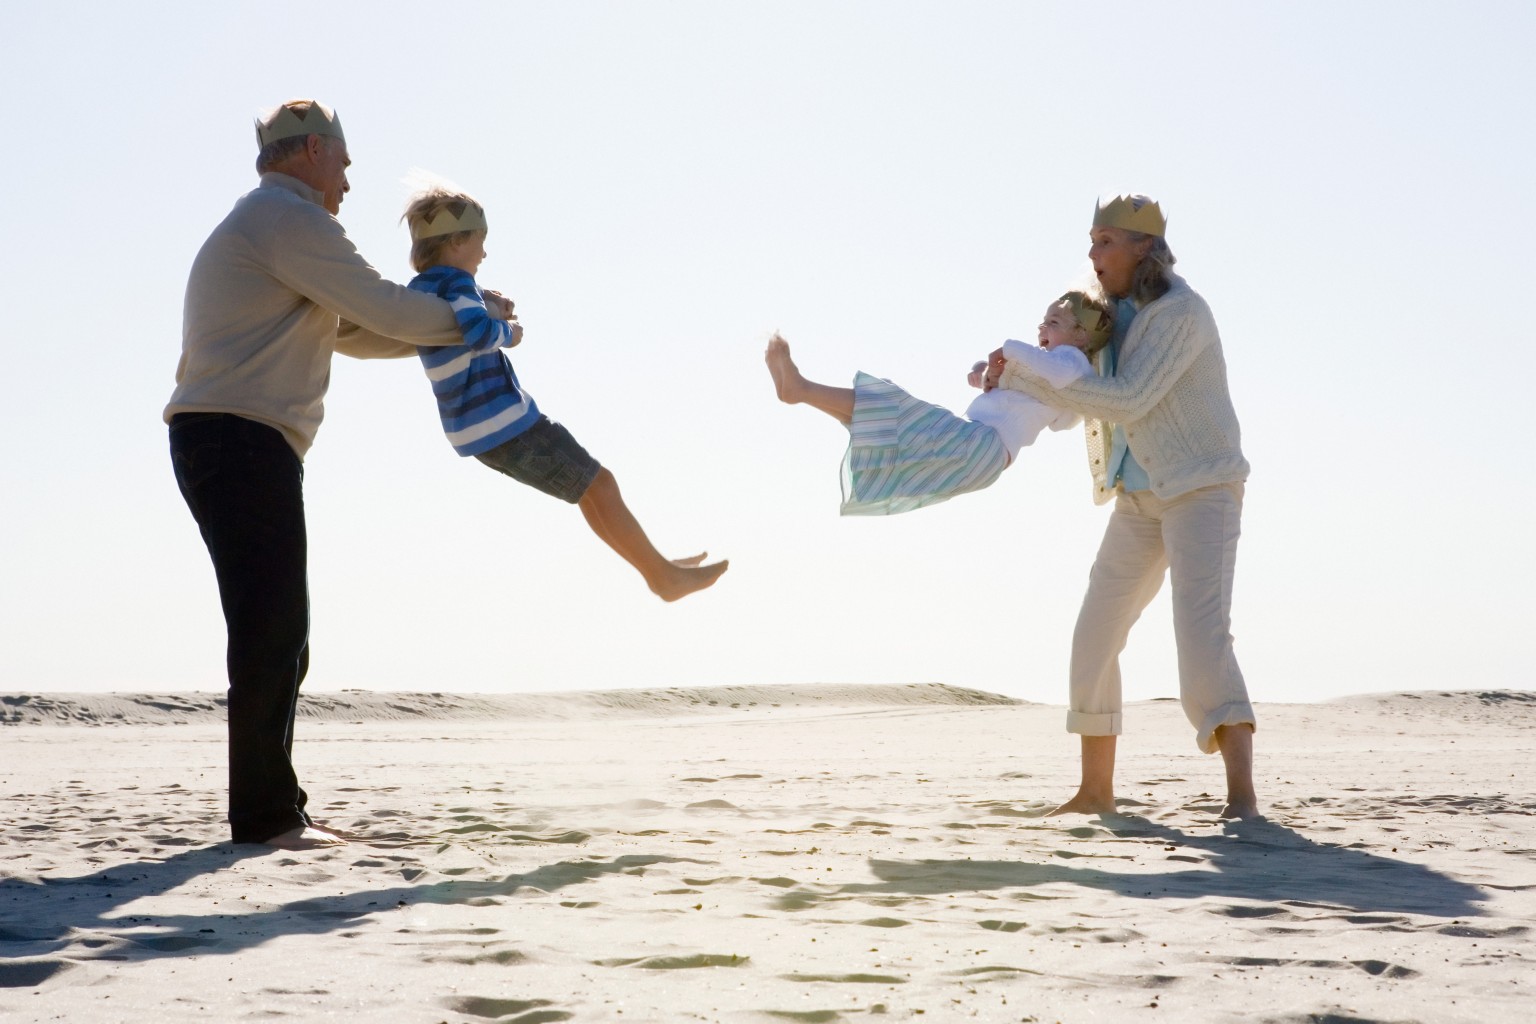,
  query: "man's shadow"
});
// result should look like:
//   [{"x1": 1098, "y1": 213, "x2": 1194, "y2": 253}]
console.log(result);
[
  {"x1": 0, "y1": 844, "x2": 703, "y2": 986},
  {"x1": 776, "y1": 817, "x2": 1486, "y2": 920}
]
